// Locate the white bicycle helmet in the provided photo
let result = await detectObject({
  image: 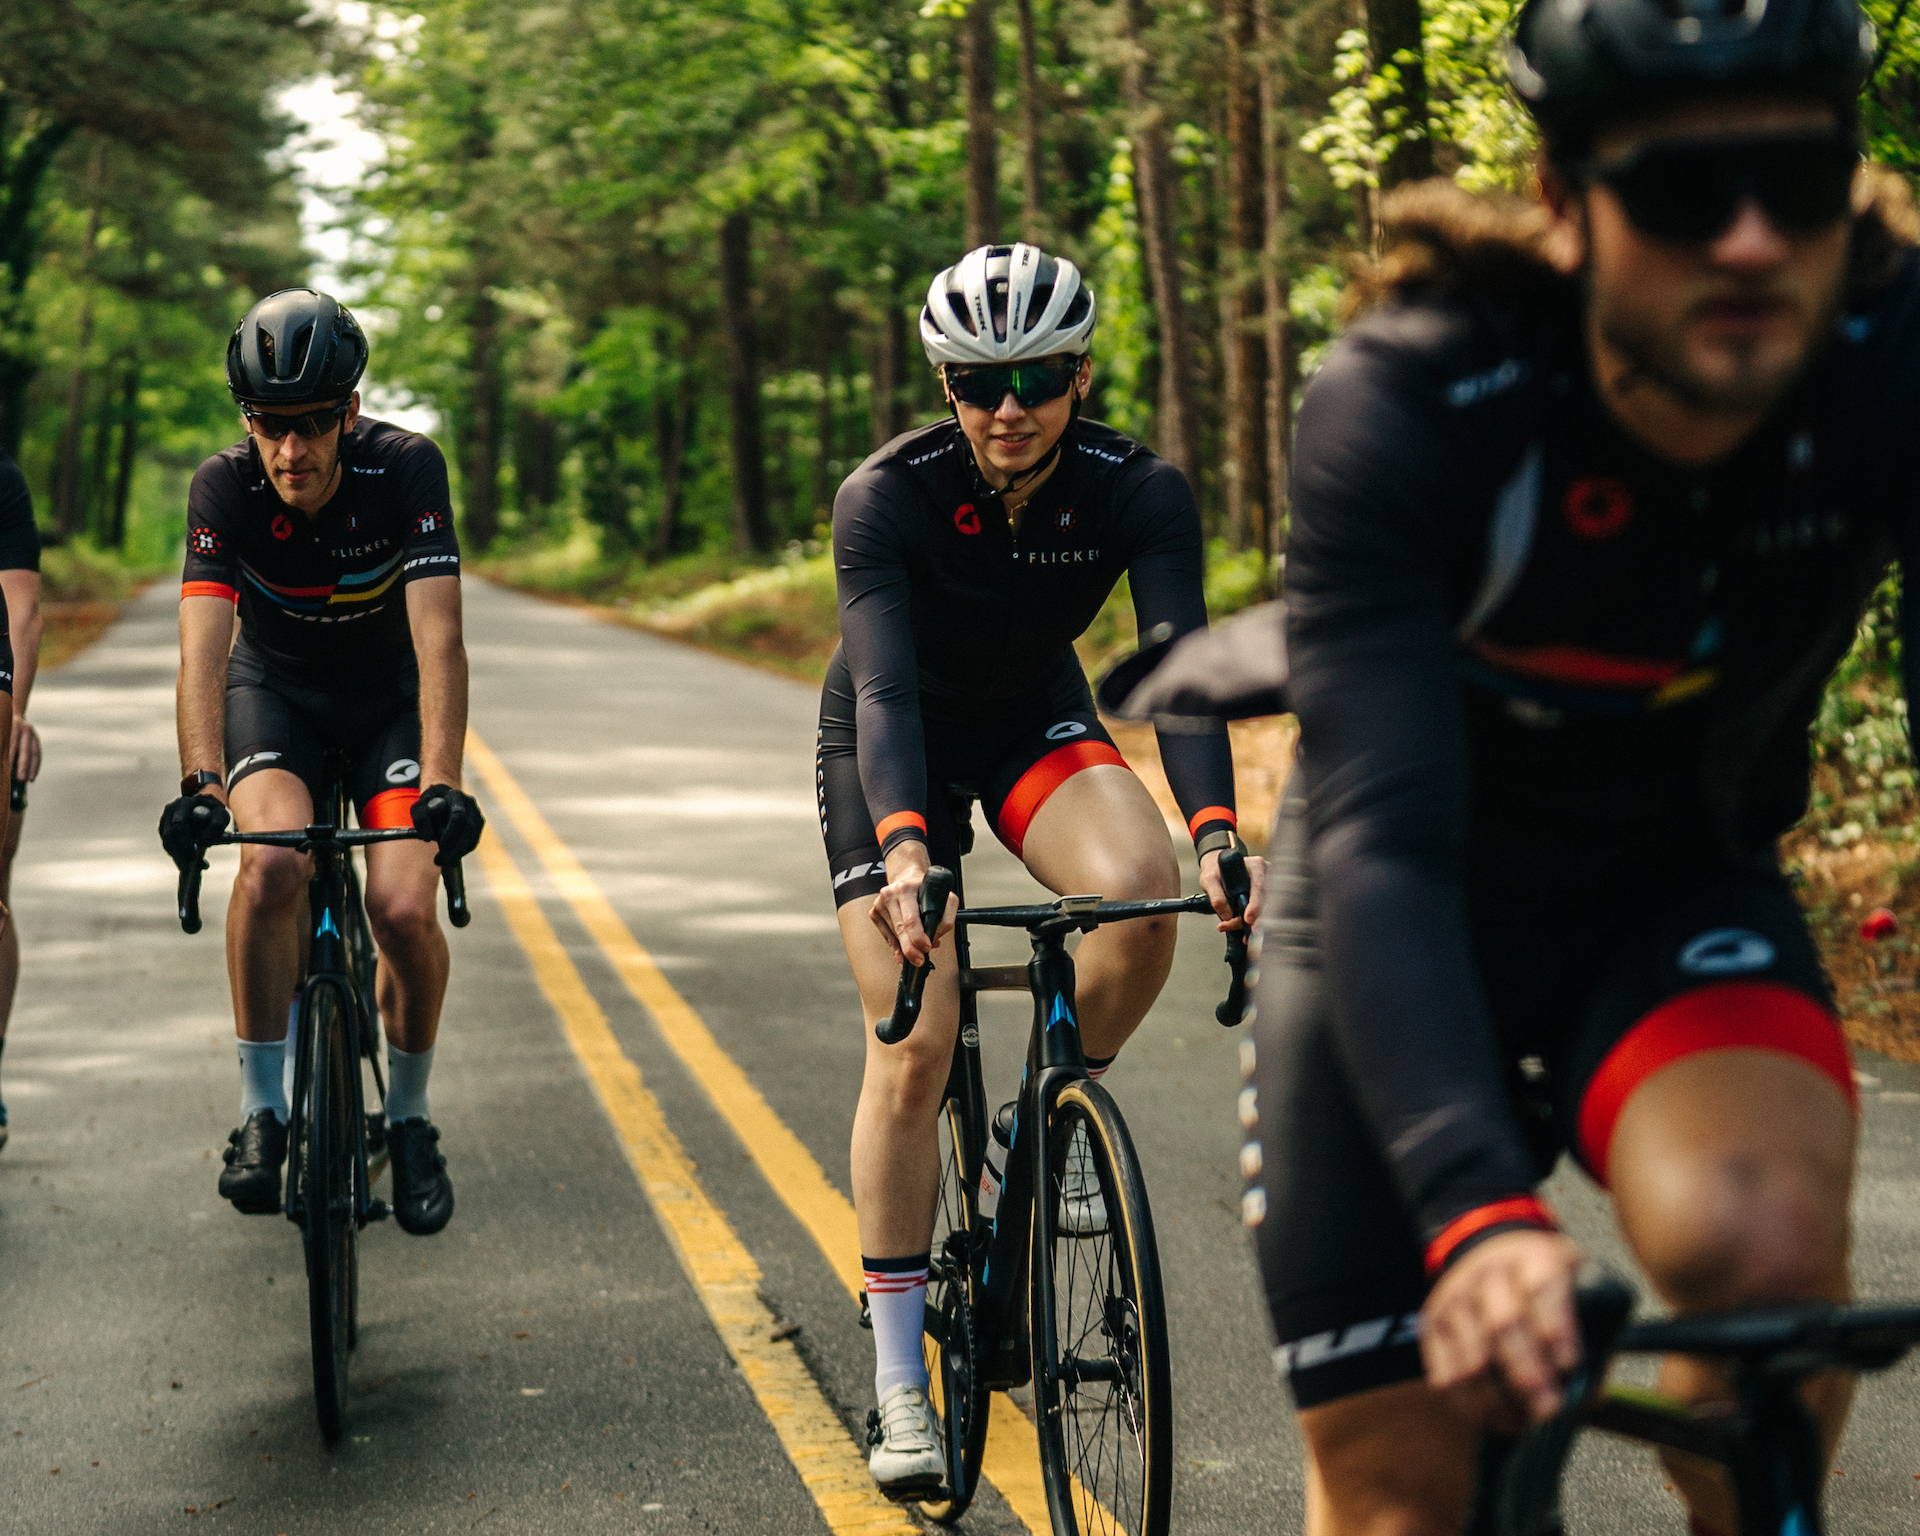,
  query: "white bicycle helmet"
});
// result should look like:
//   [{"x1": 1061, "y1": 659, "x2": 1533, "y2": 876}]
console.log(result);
[{"x1": 919, "y1": 243, "x2": 1097, "y2": 366}]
